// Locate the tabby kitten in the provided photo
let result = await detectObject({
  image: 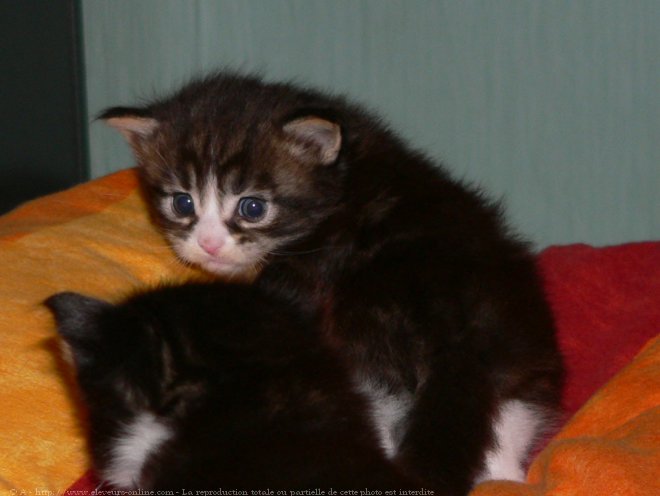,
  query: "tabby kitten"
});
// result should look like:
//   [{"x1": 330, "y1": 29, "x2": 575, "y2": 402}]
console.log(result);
[
  {"x1": 102, "y1": 72, "x2": 564, "y2": 494},
  {"x1": 46, "y1": 283, "x2": 416, "y2": 491}
]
